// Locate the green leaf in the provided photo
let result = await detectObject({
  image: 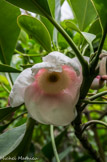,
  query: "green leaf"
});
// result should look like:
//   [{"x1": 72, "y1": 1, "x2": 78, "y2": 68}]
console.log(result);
[
  {"x1": 6, "y1": 0, "x2": 52, "y2": 17},
  {"x1": 0, "y1": 124, "x2": 26, "y2": 158},
  {"x1": 40, "y1": 0, "x2": 61, "y2": 43},
  {"x1": 61, "y1": 0, "x2": 65, "y2": 5},
  {"x1": 7, "y1": 118, "x2": 35, "y2": 158},
  {"x1": 65, "y1": 21, "x2": 81, "y2": 33},
  {"x1": 89, "y1": 18, "x2": 102, "y2": 38},
  {"x1": 0, "y1": 64, "x2": 21, "y2": 73},
  {"x1": 65, "y1": 21, "x2": 96, "y2": 53},
  {"x1": 0, "y1": 106, "x2": 20, "y2": 122},
  {"x1": 18, "y1": 15, "x2": 52, "y2": 52},
  {"x1": 0, "y1": 0, "x2": 20, "y2": 64},
  {"x1": 91, "y1": 0, "x2": 107, "y2": 30},
  {"x1": 68, "y1": 0, "x2": 96, "y2": 30},
  {"x1": 42, "y1": 129, "x2": 67, "y2": 160},
  {"x1": 40, "y1": 16, "x2": 54, "y2": 39}
]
